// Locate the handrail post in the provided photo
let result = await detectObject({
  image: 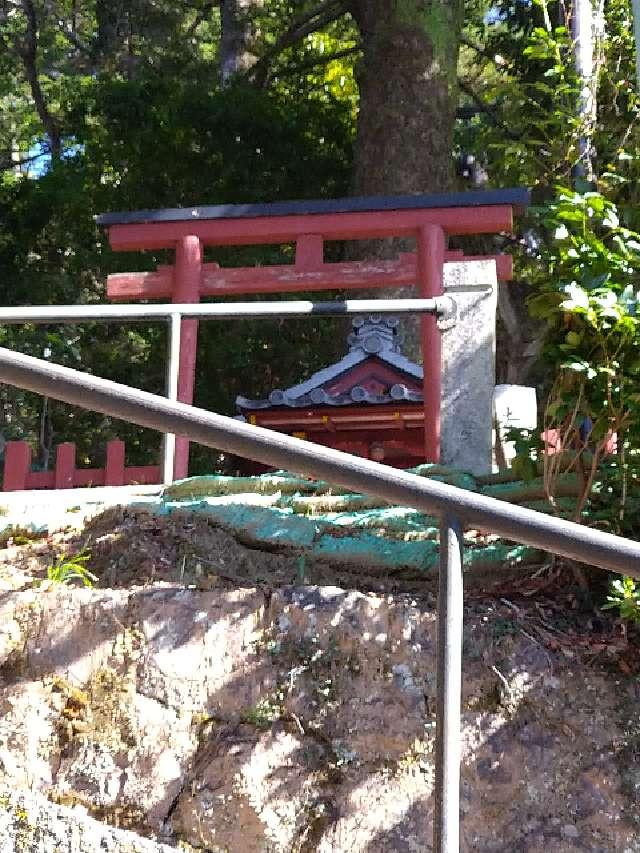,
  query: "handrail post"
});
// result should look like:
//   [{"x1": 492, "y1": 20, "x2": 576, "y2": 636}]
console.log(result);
[
  {"x1": 162, "y1": 312, "x2": 182, "y2": 484},
  {"x1": 434, "y1": 513, "x2": 464, "y2": 853}
]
